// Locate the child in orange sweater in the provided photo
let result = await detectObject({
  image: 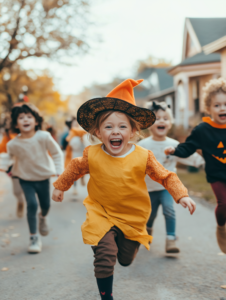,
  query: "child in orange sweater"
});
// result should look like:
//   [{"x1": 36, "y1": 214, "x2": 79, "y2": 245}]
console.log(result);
[{"x1": 52, "y1": 79, "x2": 196, "y2": 300}]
